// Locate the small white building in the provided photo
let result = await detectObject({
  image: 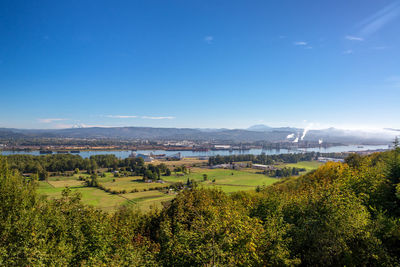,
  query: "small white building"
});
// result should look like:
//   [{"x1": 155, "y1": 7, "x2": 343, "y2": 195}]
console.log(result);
[
  {"x1": 318, "y1": 157, "x2": 344, "y2": 163},
  {"x1": 252, "y1": 164, "x2": 275, "y2": 170}
]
